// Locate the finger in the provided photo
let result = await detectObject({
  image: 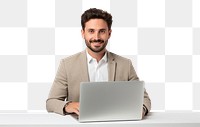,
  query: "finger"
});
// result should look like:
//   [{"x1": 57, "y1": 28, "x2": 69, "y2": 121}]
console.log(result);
[
  {"x1": 75, "y1": 103, "x2": 80, "y2": 111},
  {"x1": 75, "y1": 106, "x2": 79, "y2": 113},
  {"x1": 74, "y1": 109, "x2": 80, "y2": 116},
  {"x1": 74, "y1": 105, "x2": 80, "y2": 115}
]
